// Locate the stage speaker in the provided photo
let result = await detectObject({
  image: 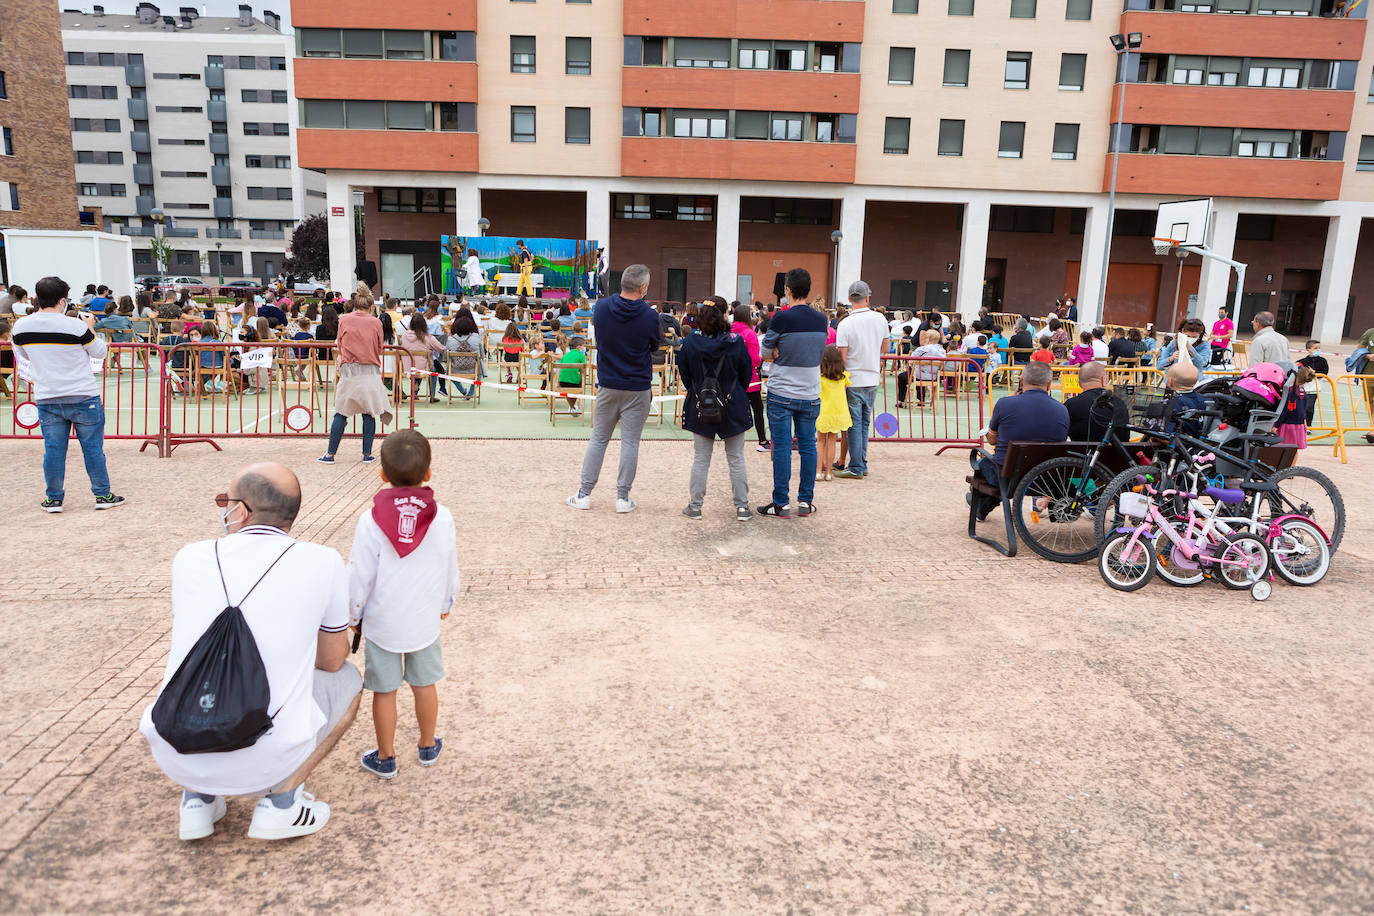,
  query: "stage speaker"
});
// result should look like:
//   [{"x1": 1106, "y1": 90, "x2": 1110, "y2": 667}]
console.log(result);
[{"x1": 772, "y1": 272, "x2": 786, "y2": 299}]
